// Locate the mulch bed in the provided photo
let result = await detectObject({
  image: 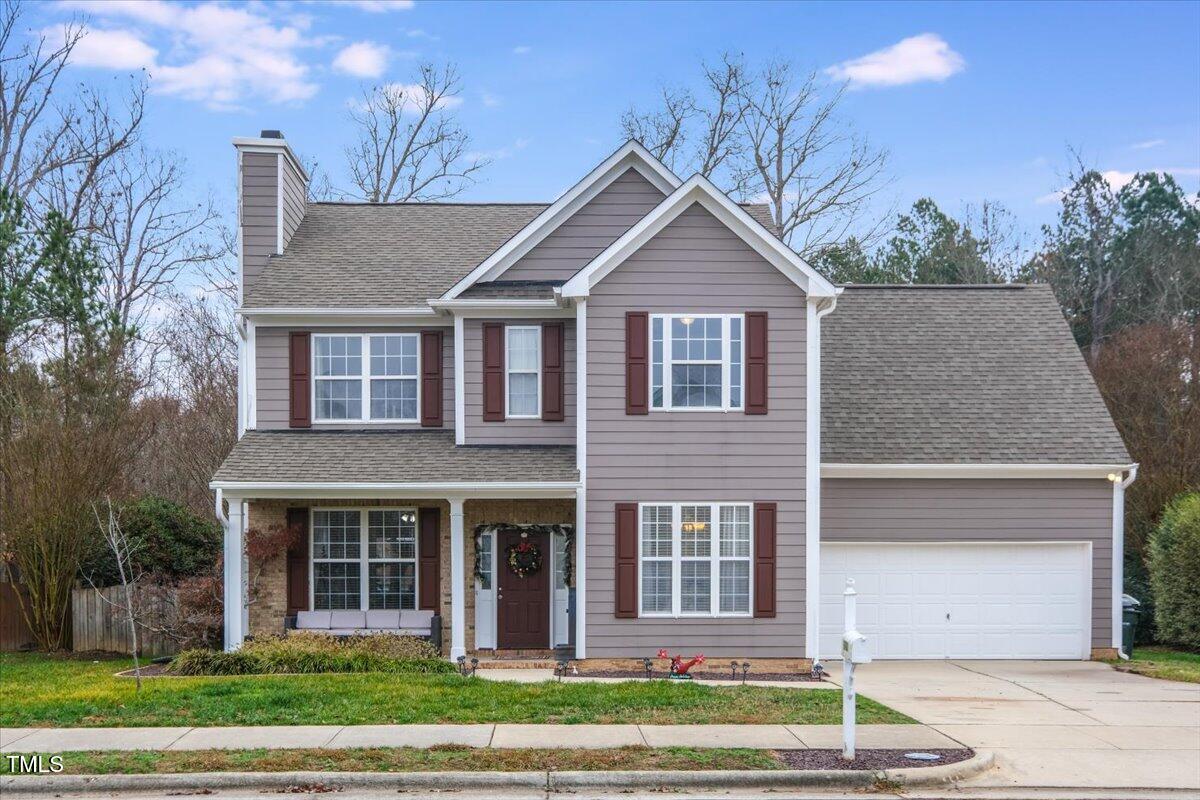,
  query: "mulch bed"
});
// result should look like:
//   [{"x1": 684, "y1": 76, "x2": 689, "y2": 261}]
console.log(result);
[
  {"x1": 776, "y1": 748, "x2": 973, "y2": 771},
  {"x1": 113, "y1": 662, "x2": 174, "y2": 678},
  {"x1": 564, "y1": 669, "x2": 823, "y2": 683}
]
